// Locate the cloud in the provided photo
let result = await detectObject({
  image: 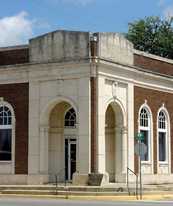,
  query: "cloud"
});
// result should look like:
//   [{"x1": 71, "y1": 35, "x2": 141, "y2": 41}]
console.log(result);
[
  {"x1": 0, "y1": 11, "x2": 33, "y2": 47},
  {"x1": 50, "y1": 0, "x2": 95, "y2": 6}
]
